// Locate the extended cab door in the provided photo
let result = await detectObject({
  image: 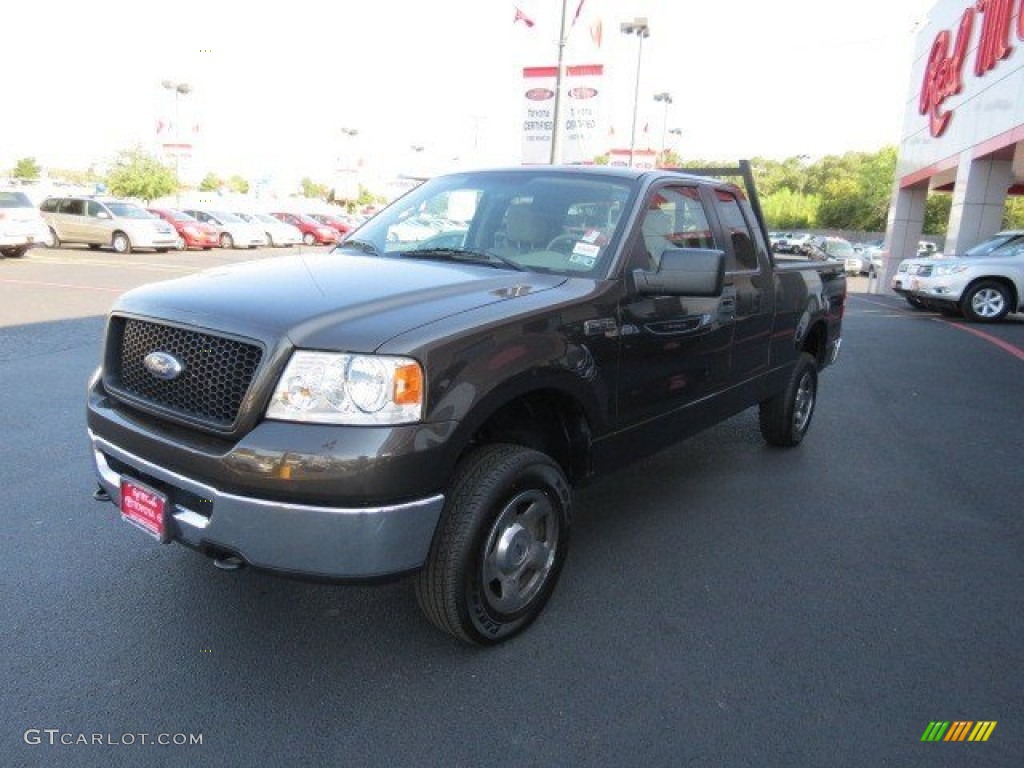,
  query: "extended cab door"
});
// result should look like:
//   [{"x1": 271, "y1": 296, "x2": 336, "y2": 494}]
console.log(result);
[
  {"x1": 703, "y1": 186, "x2": 775, "y2": 382},
  {"x1": 615, "y1": 183, "x2": 734, "y2": 433}
]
